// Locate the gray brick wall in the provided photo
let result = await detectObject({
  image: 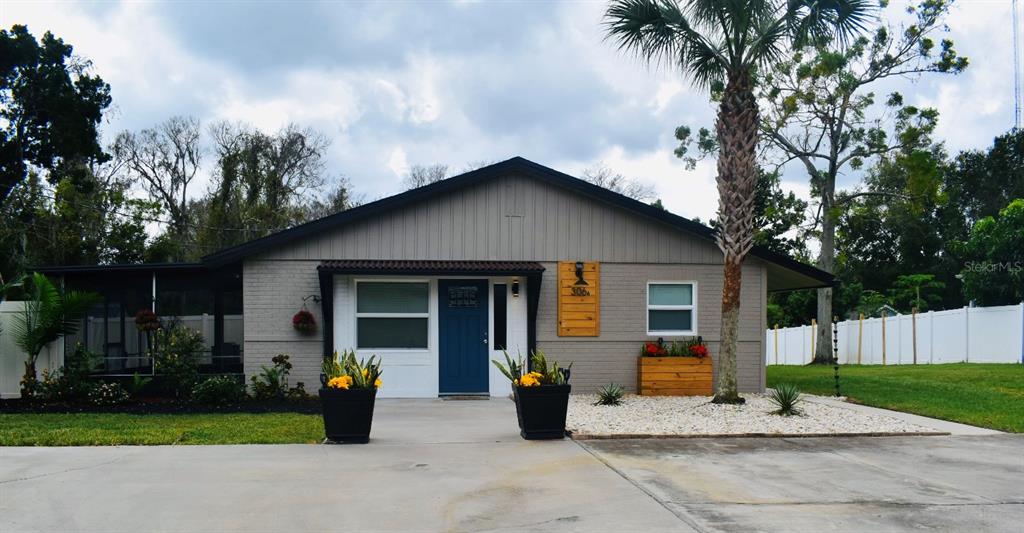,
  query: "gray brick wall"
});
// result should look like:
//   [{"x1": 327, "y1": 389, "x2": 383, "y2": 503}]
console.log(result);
[
  {"x1": 243, "y1": 260, "x2": 325, "y2": 391},
  {"x1": 536, "y1": 261, "x2": 766, "y2": 393}
]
